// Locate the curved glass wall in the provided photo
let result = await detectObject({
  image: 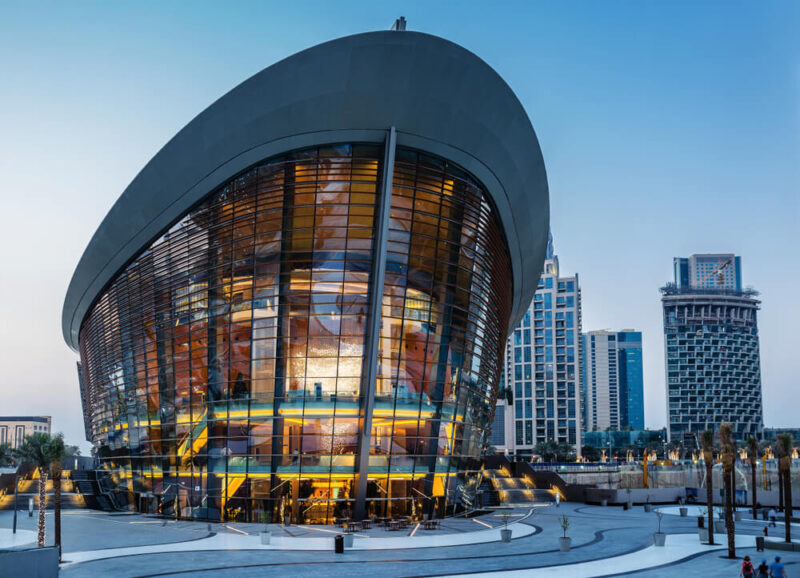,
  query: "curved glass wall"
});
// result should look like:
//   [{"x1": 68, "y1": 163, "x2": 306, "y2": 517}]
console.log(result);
[{"x1": 78, "y1": 143, "x2": 512, "y2": 523}]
